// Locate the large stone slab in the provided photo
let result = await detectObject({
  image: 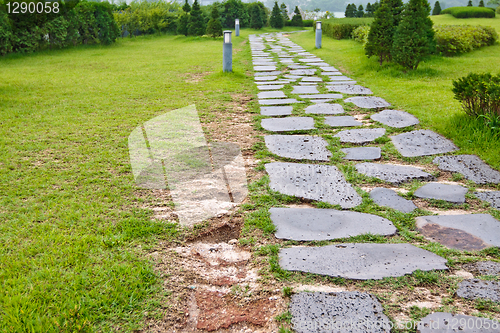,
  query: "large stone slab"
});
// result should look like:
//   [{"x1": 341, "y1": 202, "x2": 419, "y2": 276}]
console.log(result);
[
  {"x1": 254, "y1": 75, "x2": 278, "y2": 81},
  {"x1": 334, "y1": 128, "x2": 386, "y2": 144},
  {"x1": 475, "y1": 191, "x2": 500, "y2": 209},
  {"x1": 345, "y1": 96, "x2": 391, "y2": 109},
  {"x1": 355, "y1": 163, "x2": 435, "y2": 185},
  {"x1": 323, "y1": 71, "x2": 343, "y2": 76},
  {"x1": 257, "y1": 85, "x2": 284, "y2": 91},
  {"x1": 326, "y1": 80, "x2": 357, "y2": 85},
  {"x1": 299, "y1": 58, "x2": 323, "y2": 63},
  {"x1": 417, "y1": 312, "x2": 499, "y2": 333},
  {"x1": 257, "y1": 91, "x2": 287, "y2": 99},
  {"x1": 265, "y1": 162, "x2": 362, "y2": 208},
  {"x1": 290, "y1": 69, "x2": 317, "y2": 75},
  {"x1": 264, "y1": 135, "x2": 332, "y2": 161},
  {"x1": 279, "y1": 243, "x2": 448, "y2": 280},
  {"x1": 434, "y1": 155, "x2": 500, "y2": 185},
  {"x1": 288, "y1": 64, "x2": 309, "y2": 69},
  {"x1": 253, "y1": 63, "x2": 277, "y2": 68},
  {"x1": 301, "y1": 77, "x2": 323, "y2": 82},
  {"x1": 299, "y1": 93, "x2": 343, "y2": 100},
  {"x1": 328, "y1": 75, "x2": 354, "y2": 82},
  {"x1": 261, "y1": 117, "x2": 315, "y2": 132},
  {"x1": 371, "y1": 110, "x2": 419, "y2": 128},
  {"x1": 463, "y1": 261, "x2": 500, "y2": 276},
  {"x1": 254, "y1": 71, "x2": 282, "y2": 76},
  {"x1": 327, "y1": 84, "x2": 373, "y2": 95},
  {"x1": 291, "y1": 86, "x2": 319, "y2": 94},
  {"x1": 370, "y1": 187, "x2": 417, "y2": 213},
  {"x1": 324, "y1": 116, "x2": 362, "y2": 127},
  {"x1": 305, "y1": 103, "x2": 344, "y2": 115},
  {"x1": 414, "y1": 183, "x2": 468, "y2": 203},
  {"x1": 391, "y1": 130, "x2": 458, "y2": 157},
  {"x1": 290, "y1": 292, "x2": 391, "y2": 333},
  {"x1": 260, "y1": 106, "x2": 293, "y2": 116},
  {"x1": 259, "y1": 98, "x2": 300, "y2": 105},
  {"x1": 271, "y1": 208, "x2": 397, "y2": 241},
  {"x1": 457, "y1": 279, "x2": 500, "y2": 302},
  {"x1": 341, "y1": 147, "x2": 381, "y2": 161},
  {"x1": 320, "y1": 66, "x2": 338, "y2": 72},
  {"x1": 415, "y1": 214, "x2": 500, "y2": 251}
]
